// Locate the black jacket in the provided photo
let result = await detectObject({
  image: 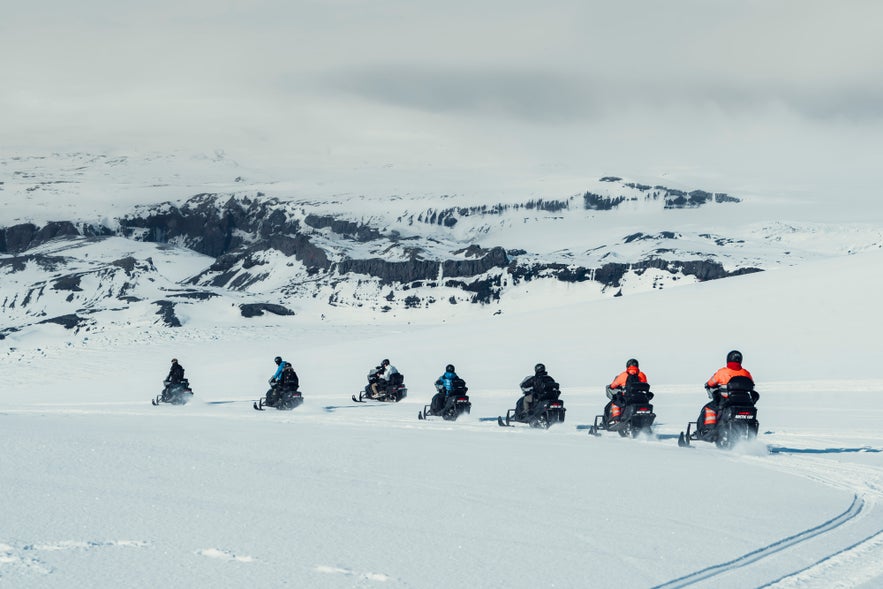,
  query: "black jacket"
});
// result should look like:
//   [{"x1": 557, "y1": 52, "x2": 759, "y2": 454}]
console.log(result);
[
  {"x1": 280, "y1": 368, "x2": 299, "y2": 391},
  {"x1": 167, "y1": 363, "x2": 185, "y2": 383}
]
